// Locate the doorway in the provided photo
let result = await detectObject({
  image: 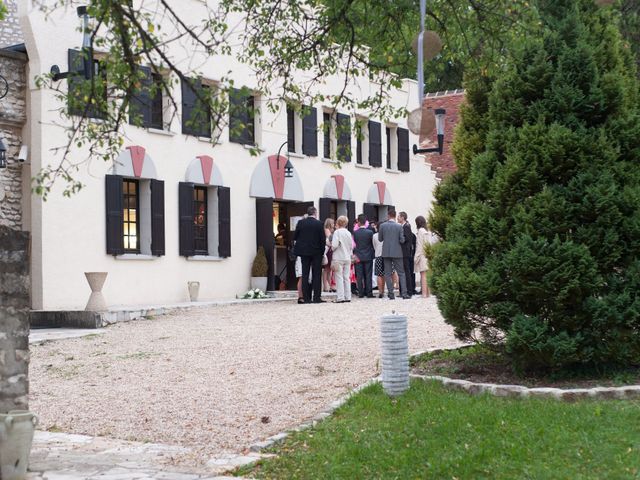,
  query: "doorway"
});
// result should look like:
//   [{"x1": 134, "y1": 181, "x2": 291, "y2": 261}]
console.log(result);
[
  {"x1": 319, "y1": 198, "x2": 356, "y2": 232},
  {"x1": 256, "y1": 198, "x2": 313, "y2": 291},
  {"x1": 363, "y1": 202, "x2": 395, "y2": 224}
]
